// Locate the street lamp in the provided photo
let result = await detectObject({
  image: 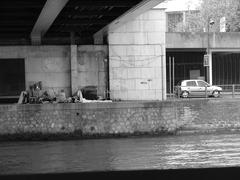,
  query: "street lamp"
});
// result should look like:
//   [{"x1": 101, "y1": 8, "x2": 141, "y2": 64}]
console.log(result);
[
  {"x1": 204, "y1": 17, "x2": 214, "y2": 83},
  {"x1": 207, "y1": 18, "x2": 215, "y2": 54}
]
